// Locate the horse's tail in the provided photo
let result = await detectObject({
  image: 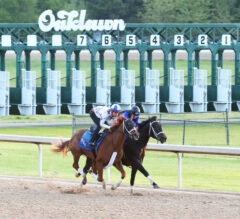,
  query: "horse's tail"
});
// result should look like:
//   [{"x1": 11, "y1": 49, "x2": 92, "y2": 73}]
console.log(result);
[{"x1": 52, "y1": 139, "x2": 70, "y2": 157}]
